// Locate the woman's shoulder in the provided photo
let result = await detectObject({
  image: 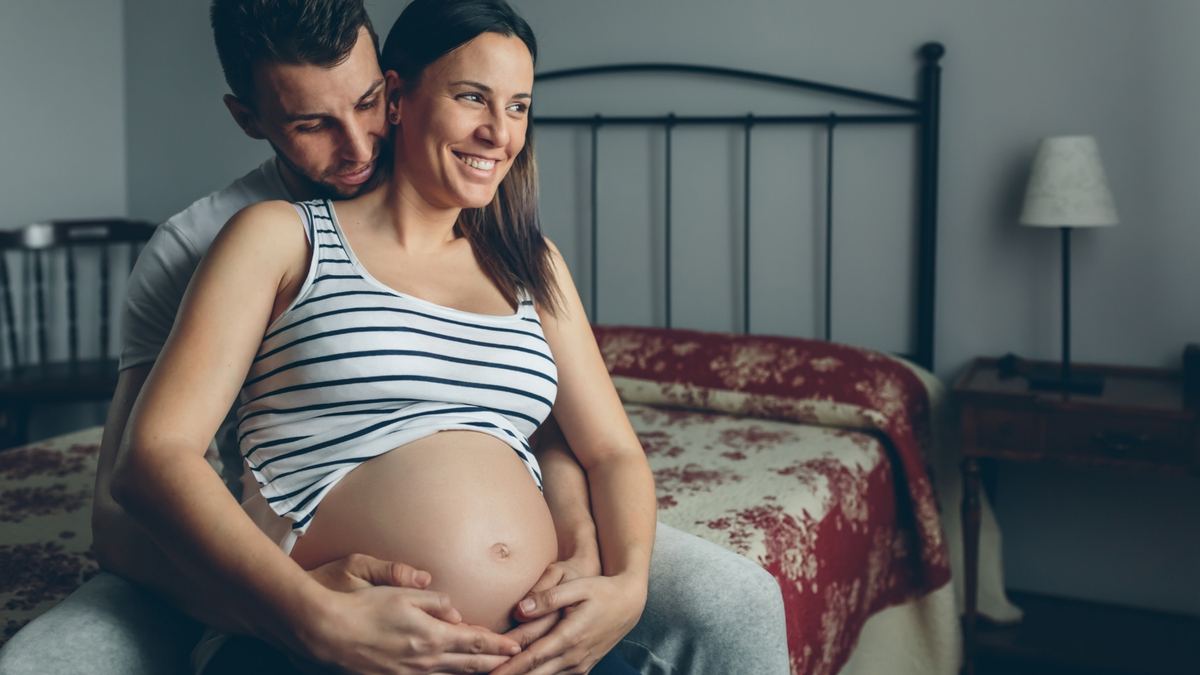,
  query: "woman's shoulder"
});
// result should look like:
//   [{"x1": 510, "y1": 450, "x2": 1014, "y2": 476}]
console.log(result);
[{"x1": 206, "y1": 199, "x2": 310, "y2": 270}]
